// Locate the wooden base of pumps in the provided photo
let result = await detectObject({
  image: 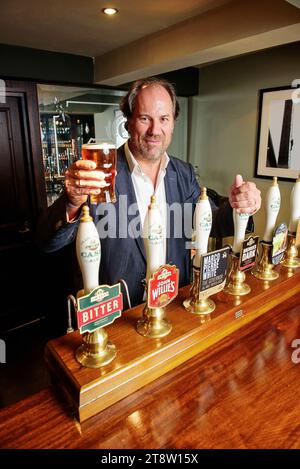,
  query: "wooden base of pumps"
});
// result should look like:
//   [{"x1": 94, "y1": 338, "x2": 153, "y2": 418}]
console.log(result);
[{"x1": 45, "y1": 265, "x2": 300, "y2": 423}]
